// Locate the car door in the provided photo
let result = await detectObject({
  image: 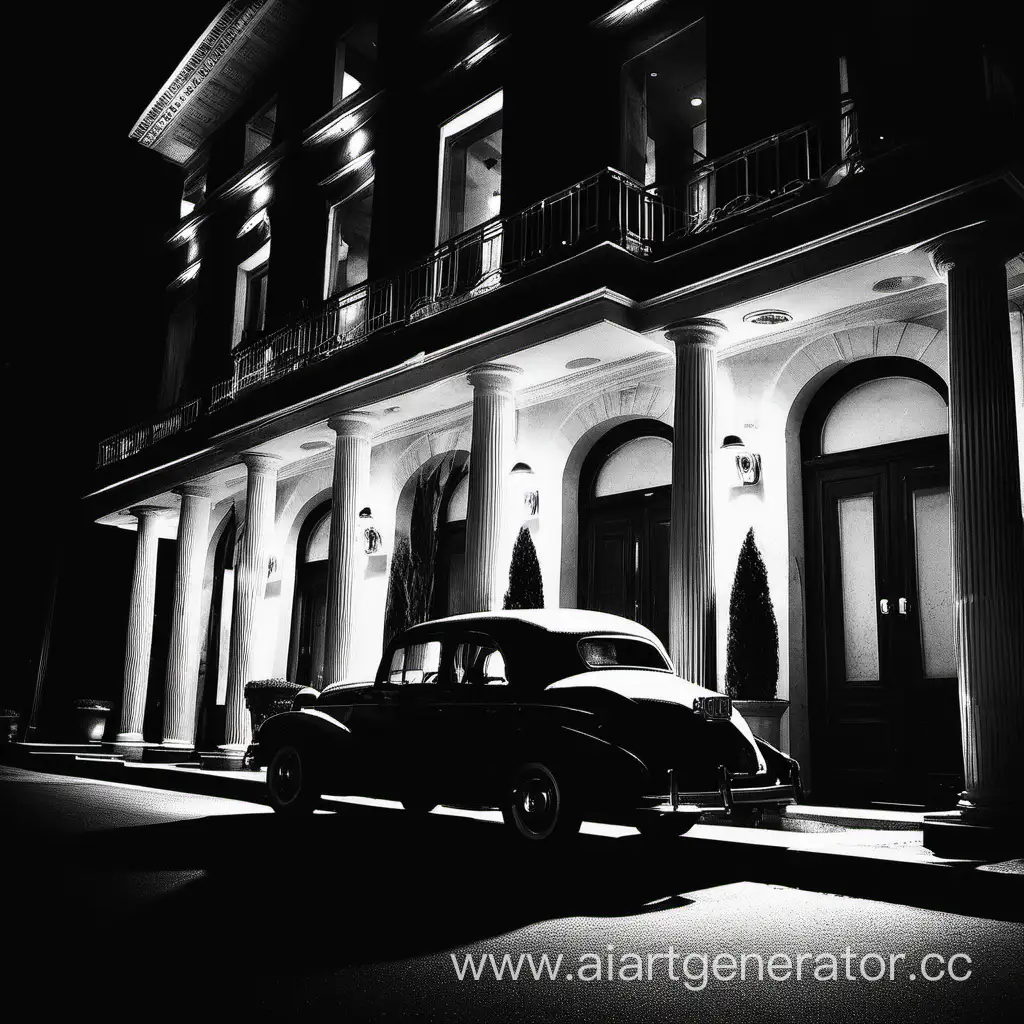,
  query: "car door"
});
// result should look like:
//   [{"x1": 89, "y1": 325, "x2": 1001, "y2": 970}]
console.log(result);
[
  {"x1": 434, "y1": 632, "x2": 516, "y2": 803},
  {"x1": 389, "y1": 638, "x2": 444, "y2": 798}
]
